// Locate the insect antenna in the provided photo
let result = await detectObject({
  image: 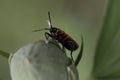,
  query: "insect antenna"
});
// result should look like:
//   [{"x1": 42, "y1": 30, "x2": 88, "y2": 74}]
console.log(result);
[
  {"x1": 48, "y1": 11, "x2": 53, "y2": 28},
  {"x1": 32, "y1": 28, "x2": 50, "y2": 32},
  {"x1": 32, "y1": 12, "x2": 52, "y2": 32}
]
